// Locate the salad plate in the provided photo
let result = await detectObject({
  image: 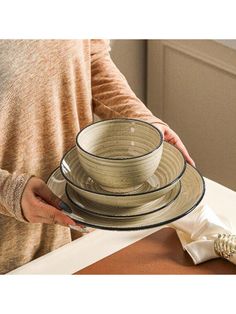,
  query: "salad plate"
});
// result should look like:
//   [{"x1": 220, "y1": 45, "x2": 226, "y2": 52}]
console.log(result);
[
  {"x1": 65, "y1": 181, "x2": 181, "y2": 218},
  {"x1": 47, "y1": 165, "x2": 205, "y2": 231}
]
